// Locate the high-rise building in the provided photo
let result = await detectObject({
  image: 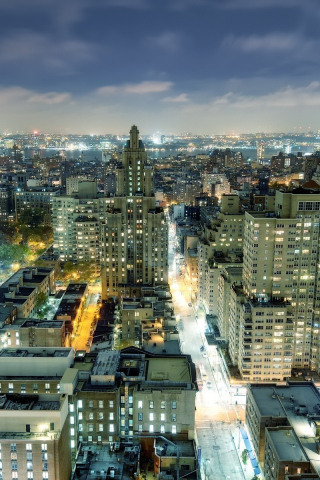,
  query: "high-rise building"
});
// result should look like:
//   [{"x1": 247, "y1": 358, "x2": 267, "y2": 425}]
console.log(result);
[
  {"x1": 101, "y1": 126, "x2": 168, "y2": 300},
  {"x1": 231, "y1": 186, "x2": 320, "y2": 381}
]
